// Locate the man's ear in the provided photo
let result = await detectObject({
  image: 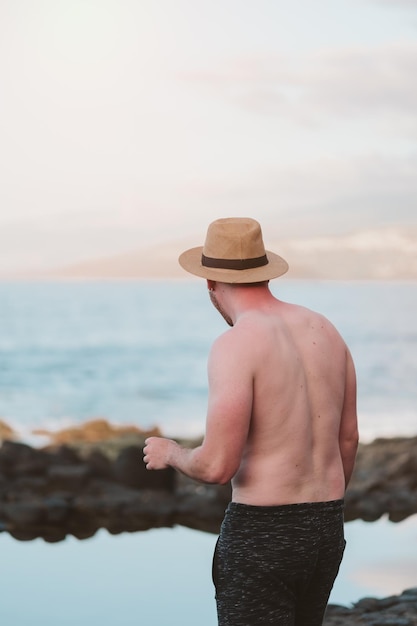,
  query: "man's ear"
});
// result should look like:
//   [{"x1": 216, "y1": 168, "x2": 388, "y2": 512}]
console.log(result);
[{"x1": 207, "y1": 279, "x2": 216, "y2": 292}]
